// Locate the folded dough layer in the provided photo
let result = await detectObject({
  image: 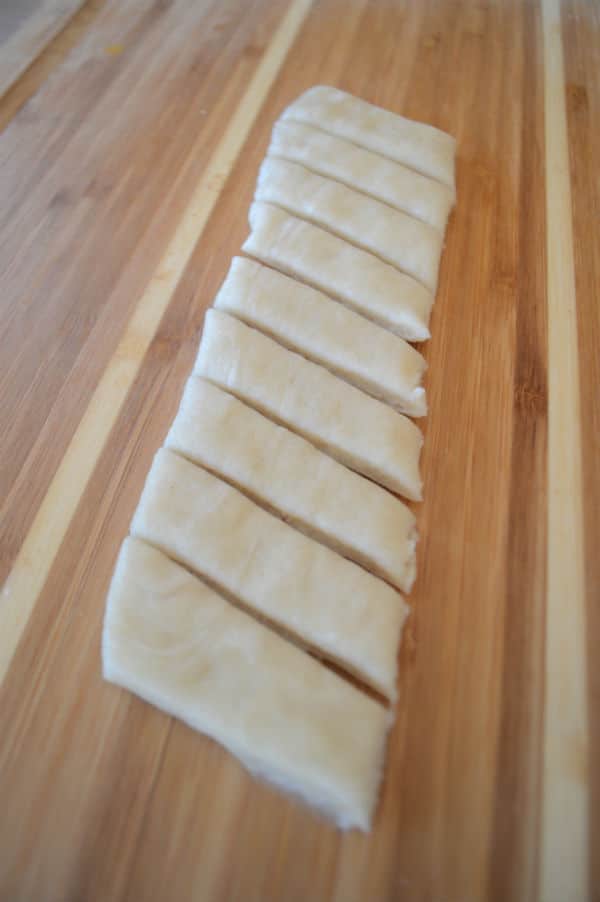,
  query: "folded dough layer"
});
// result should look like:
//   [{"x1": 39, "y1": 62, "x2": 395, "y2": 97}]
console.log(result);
[
  {"x1": 243, "y1": 203, "x2": 433, "y2": 342},
  {"x1": 269, "y1": 119, "x2": 454, "y2": 231},
  {"x1": 167, "y1": 377, "x2": 417, "y2": 590},
  {"x1": 194, "y1": 310, "x2": 423, "y2": 504},
  {"x1": 255, "y1": 157, "x2": 443, "y2": 292},
  {"x1": 282, "y1": 85, "x2": 456, "y2": 189},
  {"x1": 131, "y1": 449, "x2": 410, "y2": 694},
  {"x1": 103, "y1": 537, "x2": 390, "y2": 830},
  {"x1": 214, "y1": 257, "x2": 426, "y2": 416}
]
